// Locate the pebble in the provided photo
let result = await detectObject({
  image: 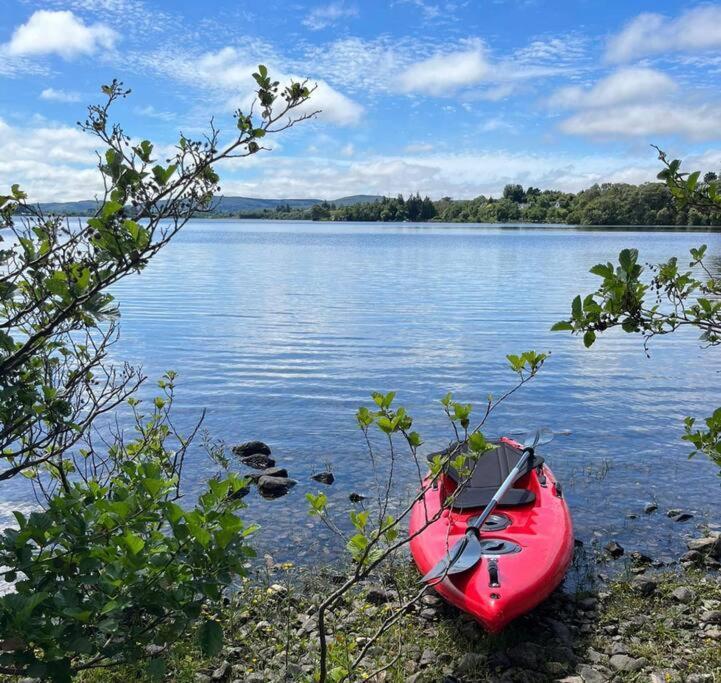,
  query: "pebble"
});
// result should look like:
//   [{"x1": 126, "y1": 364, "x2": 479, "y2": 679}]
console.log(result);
[
  {"x1": 311, "y1": 471, "x2": 335, "y2": 485},
  {"x1": 576, "y1": 665, "x2": 607, "y2": 683},
  {"x1": 211, "y1": 661, "x2": 231, "y2": 681},
  {"x1": 609, "y1": 653, "x2": 647, "y2": 672},
  {"x1": 604, "y1": 541, "x2": 624, "y2": 558},
  {"x1": 701, "y1": 610, "x2": 721, "y2": 624},
  {"x1": 670, "y1": 586, "x2": 695, "y2": 604},
  {"x1": 365, "y1": 587, "x2": 394, "y2": 605}
]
